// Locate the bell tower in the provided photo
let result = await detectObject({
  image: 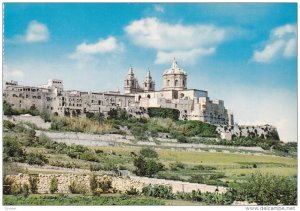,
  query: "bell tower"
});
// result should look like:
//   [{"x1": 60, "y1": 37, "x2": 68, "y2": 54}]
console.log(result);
[
  {"x1": 124, "y1": 66, "x2": 141, "y2": 94},
  {"x1": 143, "y1": 70, "x2": 155, "y2": 92}
]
